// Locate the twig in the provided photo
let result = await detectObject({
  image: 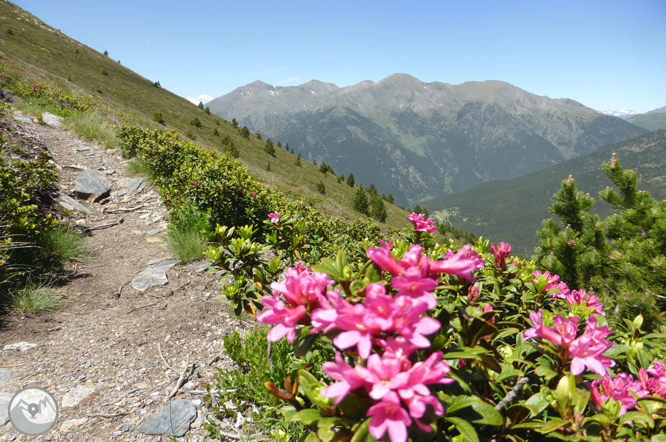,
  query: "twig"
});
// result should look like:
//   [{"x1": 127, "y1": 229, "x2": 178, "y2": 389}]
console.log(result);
[
  {"x1": 0, "y1": 363, "x2": 25, "y2": 368},
  {"x1": 103, "y1": 204, "x2": 147, "y2": 214},
  {"x1": 84, "y1": 217, "x2": 124, "y2": 232},
  {"x1": 173, "y1": 279, "x2": 192, "y2": 293},
  {"x1": 158, "y1": 343, "x2": 176, "y2": 373},
  {"x1": 116, "y1": 282, "x2": 127, "y2": 299},
  {"x1": 218, "y1": 431, "x2": 241, "y2": 440},
  {"x1": 165, "y1": 356, "x2": 192, "y2": 400},
  {"x1": 127, "y1": 300, "x2": 161, "y2": 313},
  {"x1": 495, "y1": 377, "x2": 529, "y2": 411},
  {"x1": 87, "y1": 412, "x2": 127, "y2": 418}
]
